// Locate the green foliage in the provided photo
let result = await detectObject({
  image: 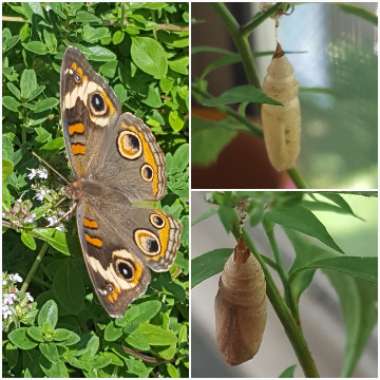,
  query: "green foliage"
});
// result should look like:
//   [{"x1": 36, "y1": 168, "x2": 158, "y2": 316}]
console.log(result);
[
  {"x1": 3, "y1": 2, "x2": 188, "y2": 378},
  {"x1": 192, "y1": 191, "x2": 377, "y2": 377}
]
